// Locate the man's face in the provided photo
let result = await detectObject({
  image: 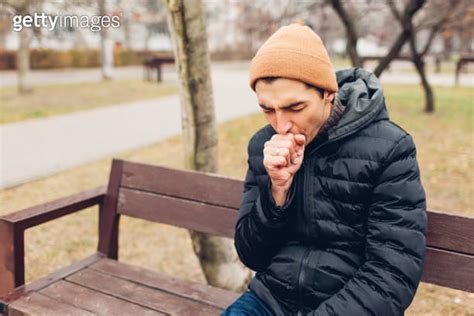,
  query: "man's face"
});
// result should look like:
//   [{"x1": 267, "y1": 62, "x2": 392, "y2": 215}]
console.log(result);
[{"x1": 255, "y1": 78, "x2": 334, "y2": 145}]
